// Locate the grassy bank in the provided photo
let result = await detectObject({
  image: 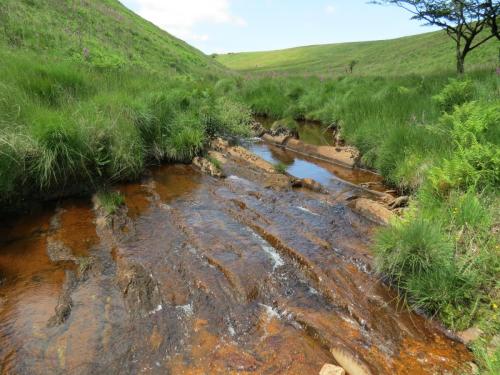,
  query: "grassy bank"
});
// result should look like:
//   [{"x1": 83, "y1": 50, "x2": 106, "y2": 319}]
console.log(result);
[
  {"x1": 0, "y1": 49, "x2": 252, "y2": 208},
  {"x1": 0, "y1": 0, "x2": 251, "y2": 210},
  {"x1": 216, "y1": 29, "x2": 498, "y2": 76},
  {"x1": 214, "y1": 70, "x2": 500, "y2": 372}
]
